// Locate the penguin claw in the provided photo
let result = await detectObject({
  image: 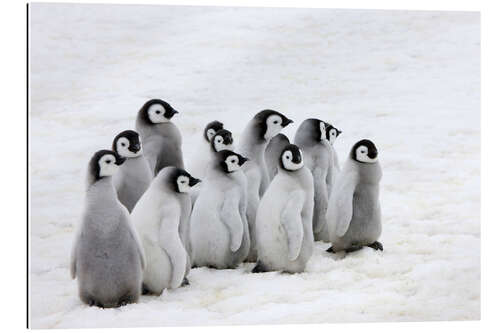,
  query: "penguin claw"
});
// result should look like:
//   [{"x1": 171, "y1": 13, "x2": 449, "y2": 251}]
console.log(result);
[
  {"x1": 345, "y1": 245, "x2": 364, "y2": 253},
  {"x1": 325, "y1": 246, "x2": 335, "y2": 253},
  {"x1": 368, "y1": 241, "x2": 383, "y2": 251},
  {"x1": 251, "y1": 261, "x2": 268, "y2": 273},
  {"x1": 181, "y1": 277, "x2": 190, "y2": 287}
]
